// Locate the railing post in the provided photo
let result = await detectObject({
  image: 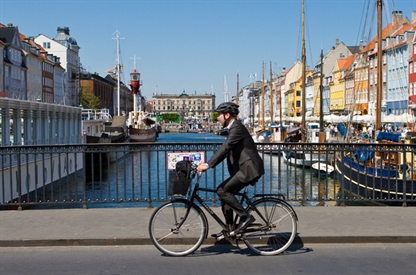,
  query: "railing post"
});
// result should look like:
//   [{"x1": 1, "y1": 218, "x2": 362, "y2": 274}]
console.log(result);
[
  {"x1": 401, "y1": 143, "x2": 407, "y2": 207},
  {"x1": 82, "y1": 149, "x2": 88, "y2": 209},
  {"x1": 339, "y1": 144, "x2": 346, "y2": 207},
  {"x1": 147, "y1": 150, "x2": 153, "y2": 208},
  {"x1": 17, "y1": 147, "x2": 22, "y2": 211}
]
